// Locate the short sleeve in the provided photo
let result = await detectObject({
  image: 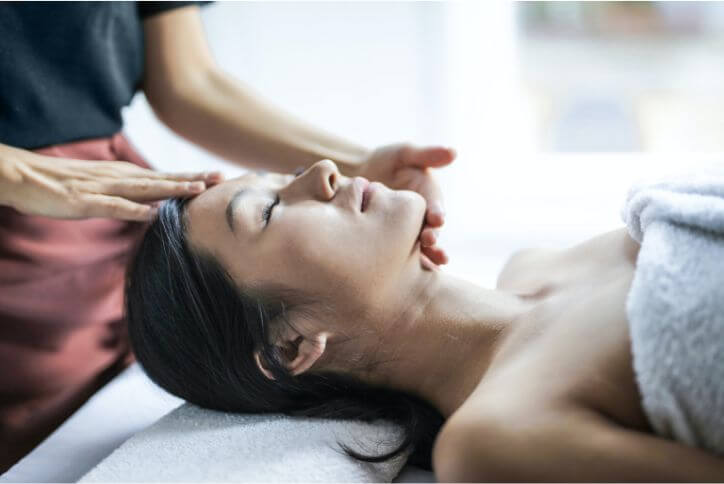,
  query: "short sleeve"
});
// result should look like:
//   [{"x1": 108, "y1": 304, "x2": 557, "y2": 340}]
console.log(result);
[{"x1": 137, "y1": 1, "x2": 213, "y2": 20}]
